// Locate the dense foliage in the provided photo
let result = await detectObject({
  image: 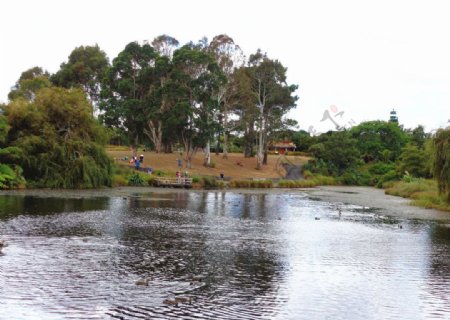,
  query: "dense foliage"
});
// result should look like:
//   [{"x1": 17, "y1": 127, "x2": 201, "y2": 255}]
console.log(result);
[
  {"x1": 432, "y1": 128, "x2": 450, "y2": 201},
  {"x1": 302, "y1": 121, "x2": 442, "y2": 189},
  {"x1": 2, "y1": 87, "x2": 112, "y2": 188},
  {"x1": 98, "y1": 35, "x2": 298, "y2": 169}
]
